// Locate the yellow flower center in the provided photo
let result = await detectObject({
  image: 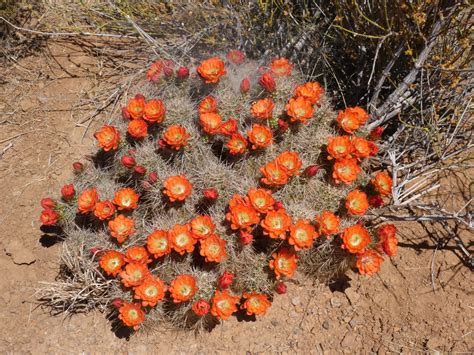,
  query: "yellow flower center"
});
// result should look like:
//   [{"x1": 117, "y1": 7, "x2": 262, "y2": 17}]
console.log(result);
[
  {"x1": 208, "y1": 243, "x2": 220, "y2": 255},
  {"x1": 128, "y1": 309, "x2": 138, "y2": 320},
  {"x1": 172, "y1": 184, "x2": 185, "y2": 194},
  {"x1": 179, "y1": 284, "x2": 191, "y2": 296},
  {"x1": 176, "y1": 233, "x2": 189, "y2": 247},
  {"x1": 350, "y1": 233, "x2": 362, "y2": 246},
  {"x1": 145, "y1": 286, "x2": 158, "y2": 297},
  {"x1": 295, "y1": 228, "x2": 308, "y2": 241}
]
